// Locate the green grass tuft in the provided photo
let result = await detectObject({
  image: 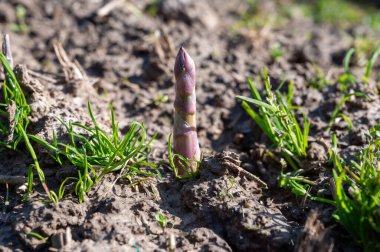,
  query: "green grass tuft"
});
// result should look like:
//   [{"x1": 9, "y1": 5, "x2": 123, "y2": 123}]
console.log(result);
[
  {"x1": 32, "y1": 103, "x2": 160, "y2": 202},
  {"x1": 236, "y1": 69, "x2": 309, "y2": 170},
  {"x1": 235, "y1": 70, "x2": 335, "y2": 203},
  {"x1": 331, "y1": 130, "x2": 380, "y2": 251},
  {"x1": 0, "y1": 52, "x2": 50, "y2": 198}
]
